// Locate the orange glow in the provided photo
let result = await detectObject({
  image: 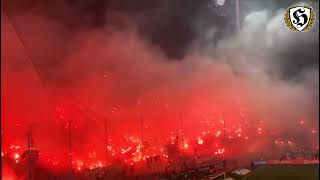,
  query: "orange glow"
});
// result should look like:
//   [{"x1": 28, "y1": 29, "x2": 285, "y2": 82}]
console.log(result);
[
  {"x1": 216, "y1": 131, "x2": 221, "y2": 137},
  {"x1": 13, "y1": 153, "x2": 20, "y2": 160}
]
